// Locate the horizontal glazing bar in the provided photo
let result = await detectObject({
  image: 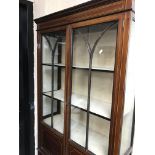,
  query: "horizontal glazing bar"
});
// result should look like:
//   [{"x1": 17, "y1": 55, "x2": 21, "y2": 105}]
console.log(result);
[
  {"x1": 71, "y1": 104, "x2": 111, "y2": 121},
  {"x1": 42, "y1": 63, "x2": 114, "y2": 72}
]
